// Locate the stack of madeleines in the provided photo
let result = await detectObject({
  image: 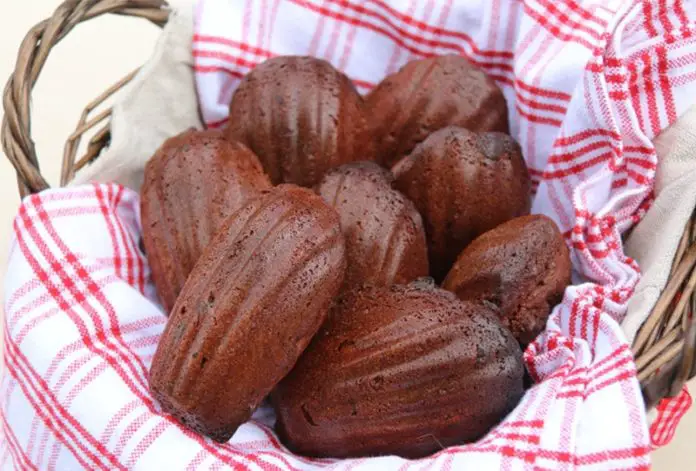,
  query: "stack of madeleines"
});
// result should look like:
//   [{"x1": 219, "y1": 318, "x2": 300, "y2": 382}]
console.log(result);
[{"x1": 142, "y1": 55, "x2": 572, "y2": 458}]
